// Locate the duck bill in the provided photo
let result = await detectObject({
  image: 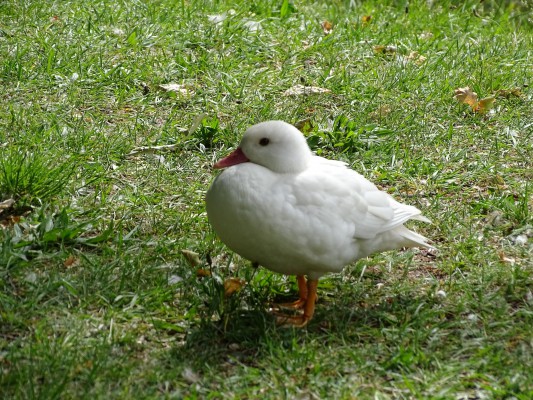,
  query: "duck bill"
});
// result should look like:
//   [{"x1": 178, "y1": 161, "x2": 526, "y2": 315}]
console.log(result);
[{"x1": 214, "y1": 147, "x2": 249, "y2": 169}]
